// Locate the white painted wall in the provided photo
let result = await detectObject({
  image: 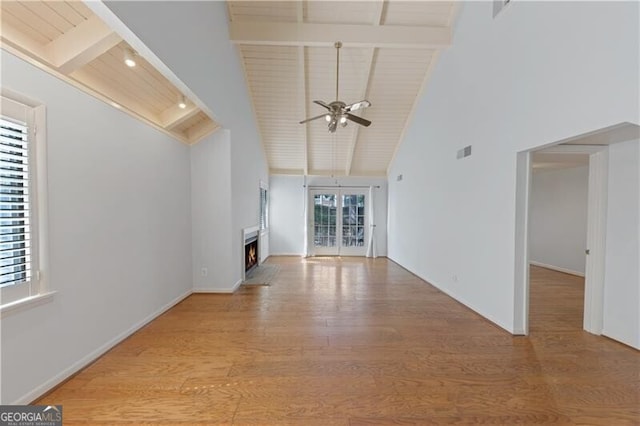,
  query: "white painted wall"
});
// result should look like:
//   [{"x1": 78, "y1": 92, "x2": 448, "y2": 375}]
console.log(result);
[
  {"x1": 270, "y1": 175, "x2": 306, "y2": 255},
  {"x1": 0, "y1": 51, "x2": 193, "y2": 404},
  {"x1": 530, "y1": 166, "x2": 589, "y2": 276},
  {"x1": 191, "y1": 130, "x2": 236, "y2": 291},
  {"x1": 387, "y1": 1, "x2": 639, "y2": 332},
  {"x1": 269, "y1": 175, "x2": 388, "y2": 256},
  {"x1": 603, "y1": 139, "x2": 640, "y2": 348},
  {"x1": 105, "y1": 1, "x2": 269, "y2": 289}
]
